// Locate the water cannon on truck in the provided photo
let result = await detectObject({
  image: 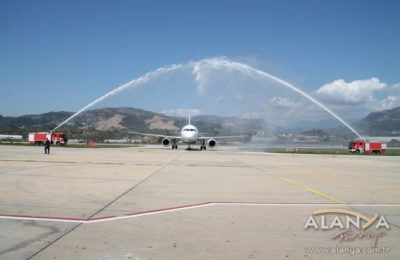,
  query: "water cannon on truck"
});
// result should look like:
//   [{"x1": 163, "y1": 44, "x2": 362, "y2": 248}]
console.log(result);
[
  {"x1": 348, "y1": 139, "x2": 386, "y2": 154},
  {"x1": 28, "y1": 132, "x2": 68, "y2": 145}
]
